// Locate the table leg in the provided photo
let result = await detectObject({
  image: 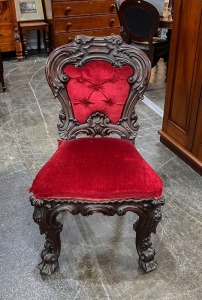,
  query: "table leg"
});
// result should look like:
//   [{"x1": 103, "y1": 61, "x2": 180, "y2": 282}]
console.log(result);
[
  {"x1": 44, "y1": 29, "x2": 50, "y2": 53},
  {"x1": 21, "y1": 30, "x2": 28, "y2": 58},
  {"x1": 37, "y1": 30, "x2": 41, "y2": 51}
]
